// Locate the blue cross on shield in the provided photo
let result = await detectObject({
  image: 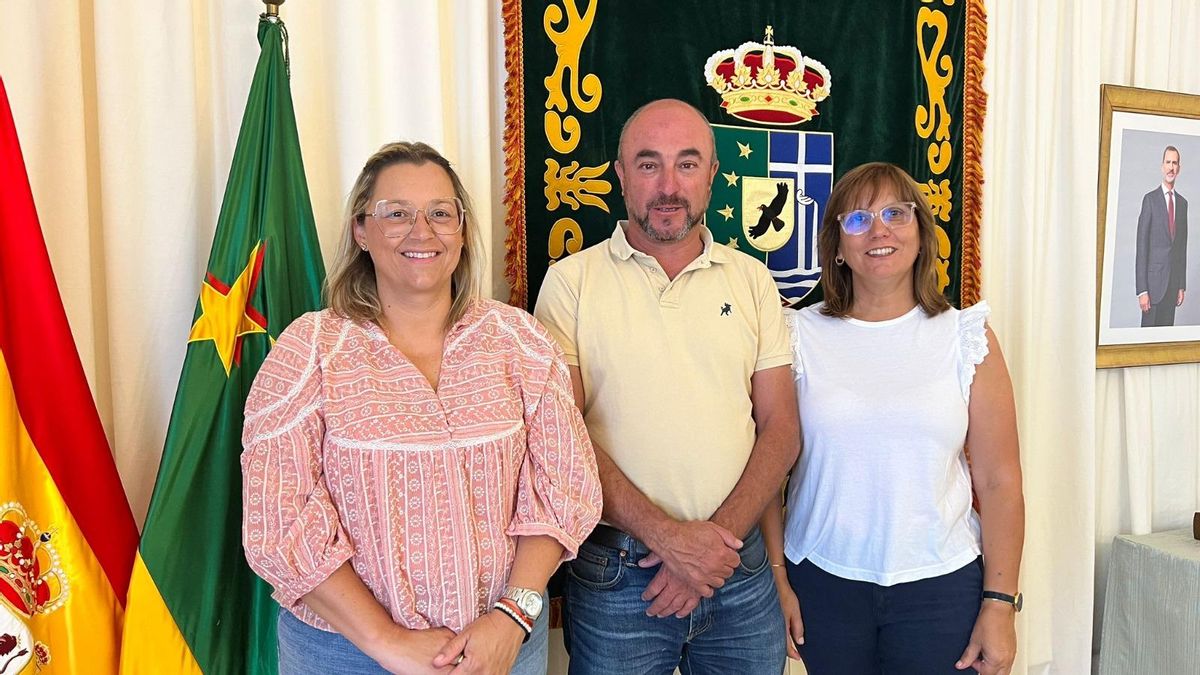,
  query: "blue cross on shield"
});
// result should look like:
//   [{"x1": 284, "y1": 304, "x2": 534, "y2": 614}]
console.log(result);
[{"x1": 707, "y1": 125, "x2": 834, "y2": 305}]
